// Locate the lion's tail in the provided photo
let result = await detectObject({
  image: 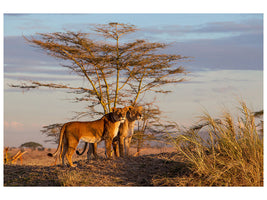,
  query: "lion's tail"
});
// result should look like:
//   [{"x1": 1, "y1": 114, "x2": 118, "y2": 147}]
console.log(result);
[
  {"x1": 76, "y1": 142, "x2": 88, "y2": 156},
  {"x1": 47, "y1": 123, "x2": 66, "y2": 157}
]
